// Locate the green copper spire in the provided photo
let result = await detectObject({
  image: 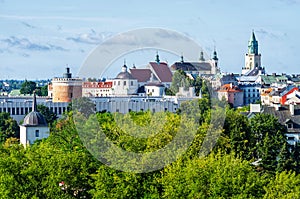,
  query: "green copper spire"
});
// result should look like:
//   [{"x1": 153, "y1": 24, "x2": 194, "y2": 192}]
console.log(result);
[{"x1": 248, "y1": 31, "x2": 258, "y2": 55}]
